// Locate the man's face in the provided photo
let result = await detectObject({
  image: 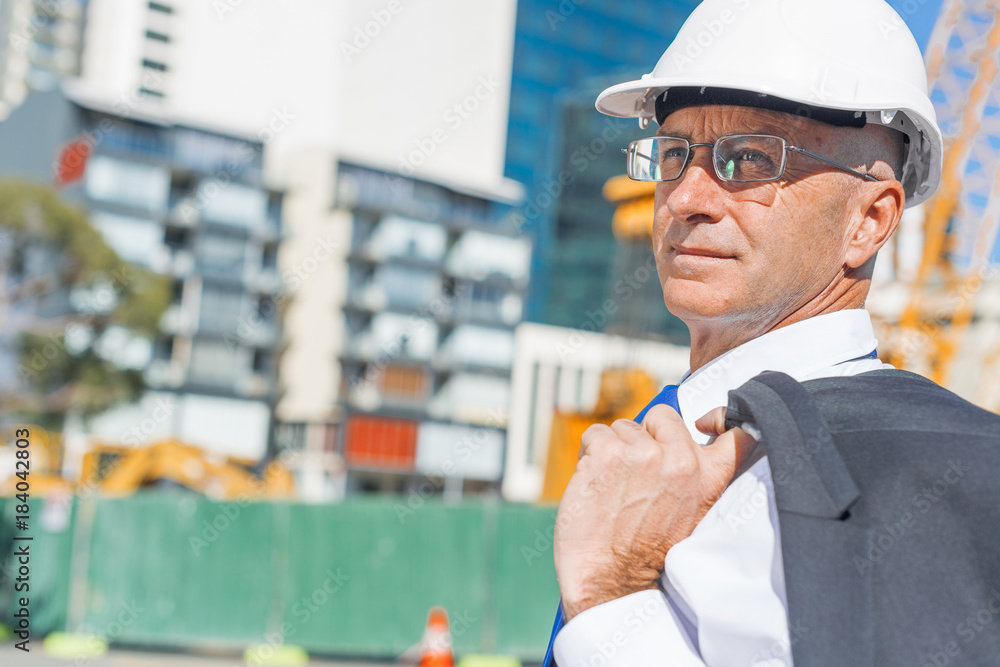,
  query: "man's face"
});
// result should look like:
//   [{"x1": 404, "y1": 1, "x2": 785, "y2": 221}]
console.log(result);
[{"x1": 652, "y1": 105, "x2": 860, "y2": 332}]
